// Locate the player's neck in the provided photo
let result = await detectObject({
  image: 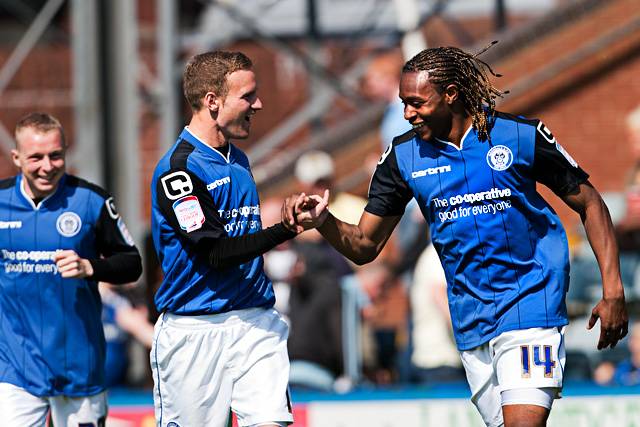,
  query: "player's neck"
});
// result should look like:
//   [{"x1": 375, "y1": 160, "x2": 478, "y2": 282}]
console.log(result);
[
  {"x1": 448, "y1": 115, "x2": 473, "y2": 147},
  {"x1": 20, "y1": 177, "x2": 56, "y2": 201},
  {"x1": 187, "y1": 114, "x2": 229, "y2": 150}
]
